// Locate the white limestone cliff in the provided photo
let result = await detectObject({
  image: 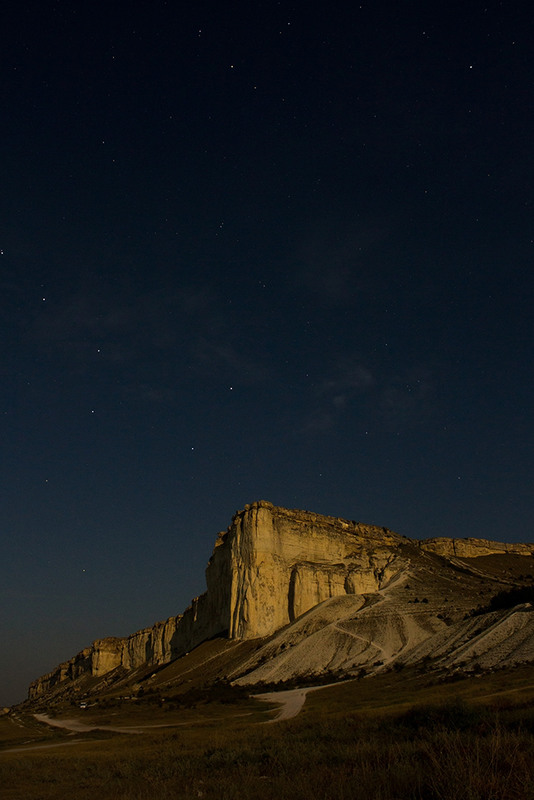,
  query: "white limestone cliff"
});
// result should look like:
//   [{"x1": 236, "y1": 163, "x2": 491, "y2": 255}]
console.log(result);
[
  {"x1": 421, "y1": 537, "x2": 534, "y2": 558},
  {"x1": 219, "y1": 501, "x2": 404, "y2": 638},
  {"x1": 27, "y1": 500, "x2": 534, "y2": 699}
]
